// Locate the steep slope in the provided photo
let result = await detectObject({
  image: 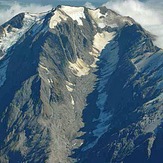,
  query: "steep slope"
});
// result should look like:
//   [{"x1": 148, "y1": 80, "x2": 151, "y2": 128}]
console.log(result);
[
  {"x1": 74, "y1": 23, "x2": 163, "y2": 163},
  {"x1": 0, "y1": 5, "x2": 162, "y2": 163}
]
